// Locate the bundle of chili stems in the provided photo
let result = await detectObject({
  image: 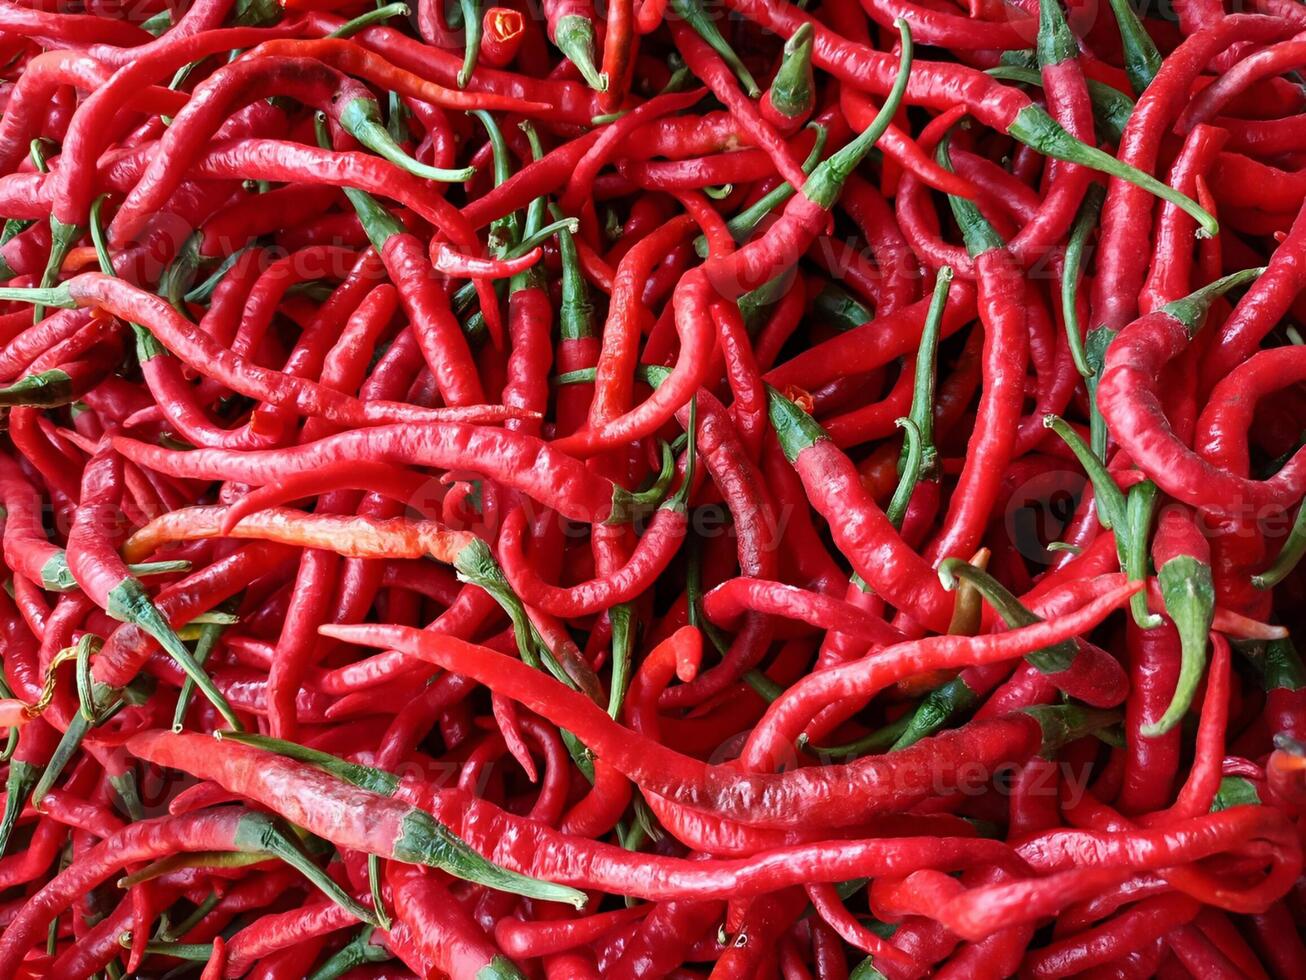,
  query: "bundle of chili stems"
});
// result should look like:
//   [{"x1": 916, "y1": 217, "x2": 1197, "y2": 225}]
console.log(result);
[{"x1": 0, "y1": 0, "x2": 1304, "y2": 974}]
